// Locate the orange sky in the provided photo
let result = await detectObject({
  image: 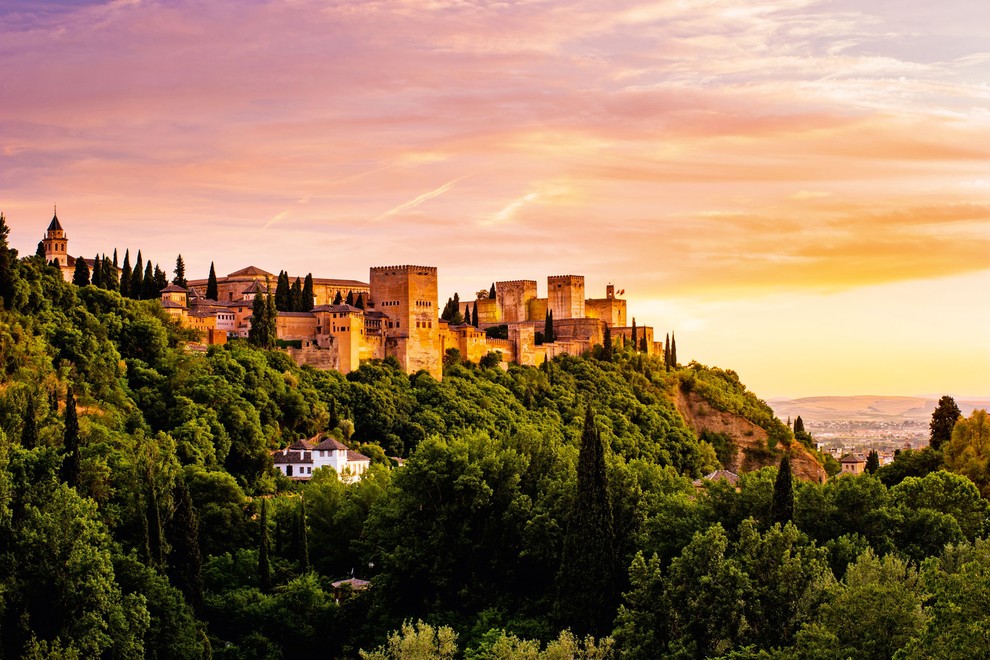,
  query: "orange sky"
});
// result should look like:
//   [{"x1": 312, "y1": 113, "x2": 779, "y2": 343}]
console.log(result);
[{"x1": 1, "y1": 0, "x2": 988, "y2": 397}]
